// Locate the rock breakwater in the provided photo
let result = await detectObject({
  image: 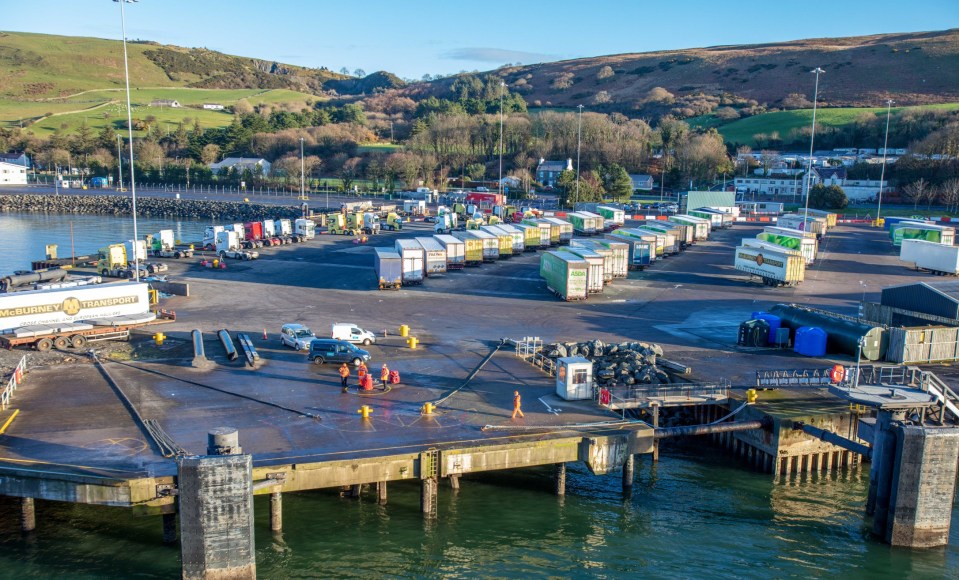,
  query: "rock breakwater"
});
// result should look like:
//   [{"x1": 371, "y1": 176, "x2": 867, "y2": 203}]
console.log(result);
[{"x1": 0, "y1": 194, "x2": 303, "y2": 221}]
